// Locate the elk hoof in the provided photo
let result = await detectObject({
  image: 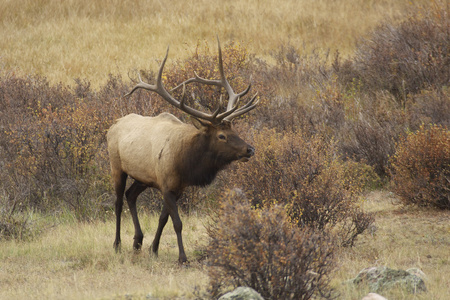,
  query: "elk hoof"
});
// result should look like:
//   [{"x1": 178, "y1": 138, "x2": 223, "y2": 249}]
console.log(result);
[
  {"x1": 178, "y1": 258, "x2": 190, "y2": 267},
  {"x1": 150, "y1": 242, "x2": 159, "y2": 257},
  {"x1": 178, "y1": 254, "x2": 188, "y2": 265},
  {"x1": 133, "y1": 241, "x2": 142, "y2": 251},
  {"x1": 133, "y1": 236, "x2": 143, "y2": 250},
  {"x1": 113, "y1": 241, "x2": 121, "y2": 253}
]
